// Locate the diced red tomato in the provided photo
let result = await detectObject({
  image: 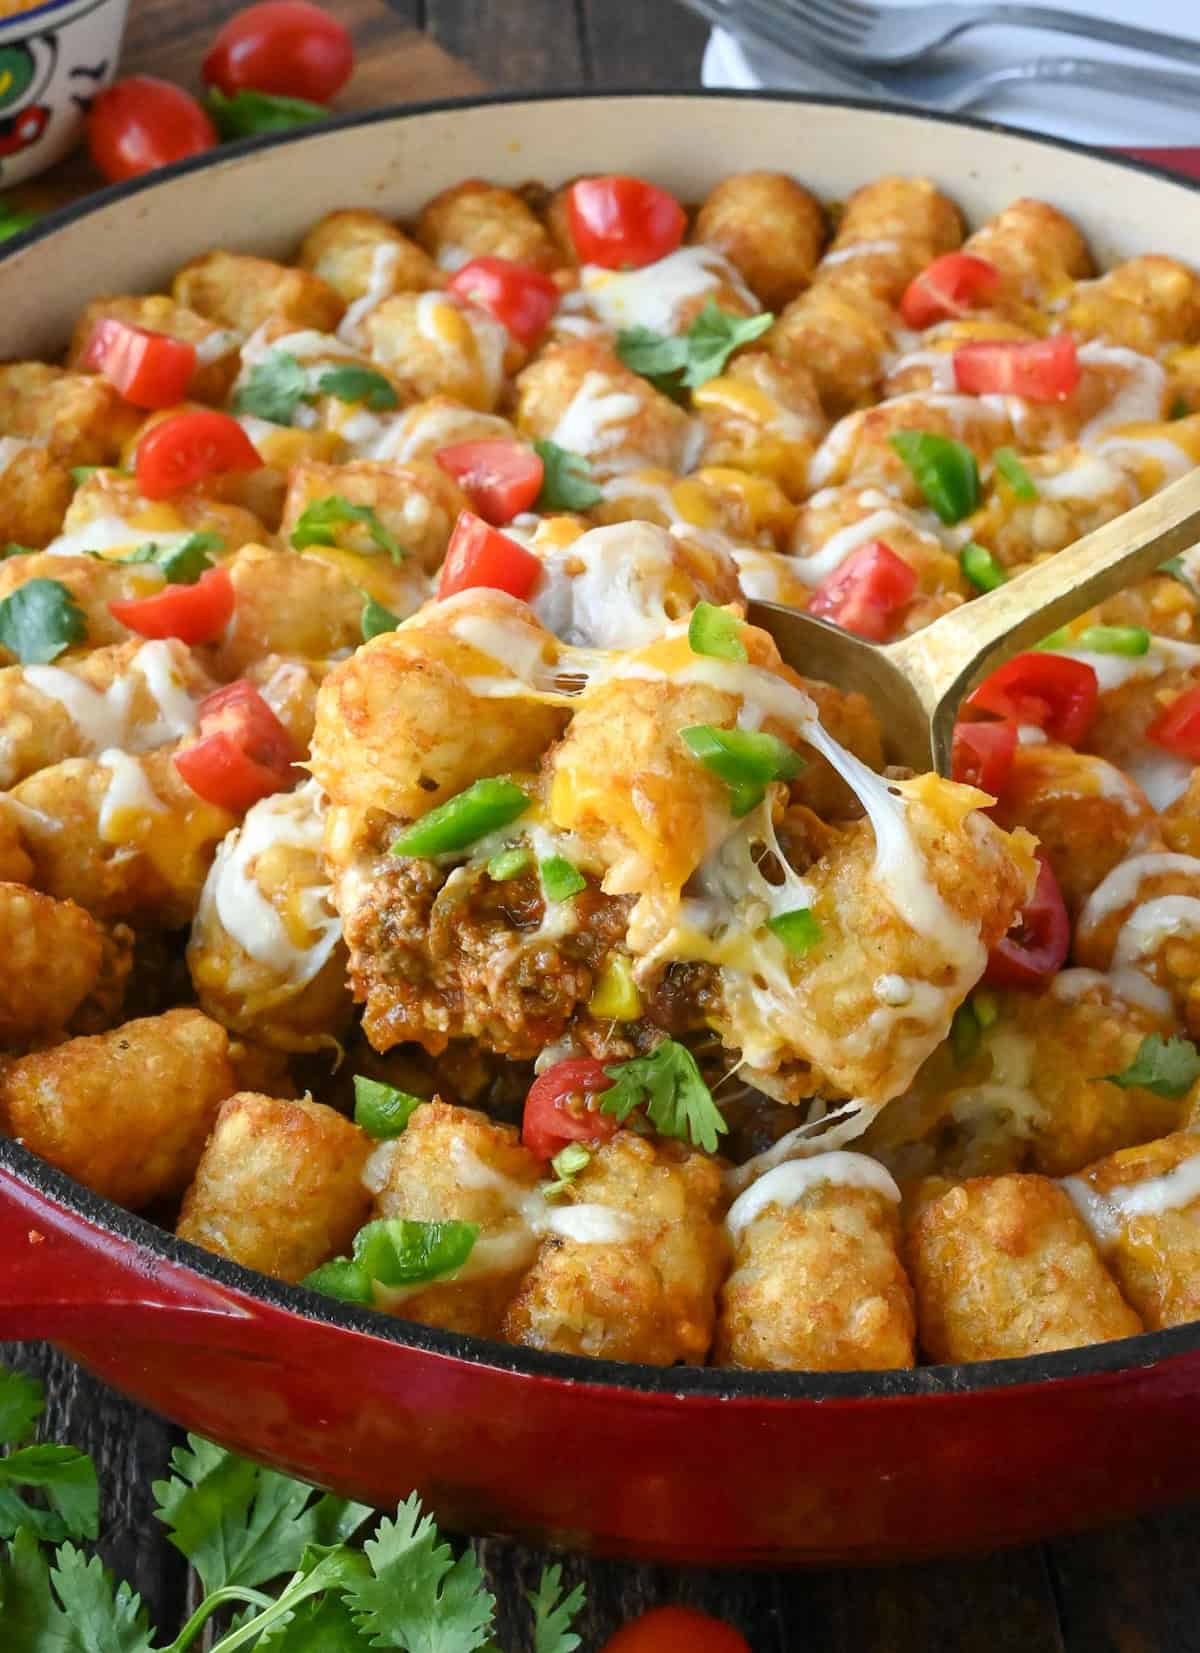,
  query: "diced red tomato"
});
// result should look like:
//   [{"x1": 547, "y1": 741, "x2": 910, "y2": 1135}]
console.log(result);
[
  {"x1": 135, "y1": 409, "x2": 263, "y2": 500},
  {"x1": 899, "y1": 252, "x2": 1001, "y2": 330},
  {"x1": 953, "y1": 335, "x2": 1080, "y2": 402},
  {"x1": 438, "y1": 510, "x2": 542, "y2": 601},
  {"x1": 447, "y1": 257, "x2": 559, "y2": 347},
  {"x1": 435, "y1": 440, "x2": 544, "y2": 526},
  {"x1": 87, "y1": 76, "x2": 217, "y2": 183},
  {"x1": 108, "y1": 565, "x2": 235, "y2": 645},
  {"x1": 1147, "y1": 684, "x2": 1200, "y2": 761},
  {"x1": 951, "y1": 718, "x2": 1018, "y2": 798},
  {"x1": 174, "y1": 680, "x2": 296, "y2": 813},
  {"x1": 601, "y1": 1606, "x2": 752, "y2": 1653},
  {"x1": 522, "y1": 1057, "x2": 619, "y2": 1161},
  {"x1": 966, "y1": 652, "x2": 1098, "y2": 746},
  {"x1": 807, "y1": 541, "x2": 917, "y2": 643},
  {"x1": 984, "y1": 851, "x2": 1070, "y2": 991},
  {"x1": 566, "y1": 175, "x2": 686, "y2": 270},
  {"x1": 81, "y1": 319, "x2": 196, "y2": 410},
  {"x1": 202, "y1": 0, "x2": 354, "y2": 103}
]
